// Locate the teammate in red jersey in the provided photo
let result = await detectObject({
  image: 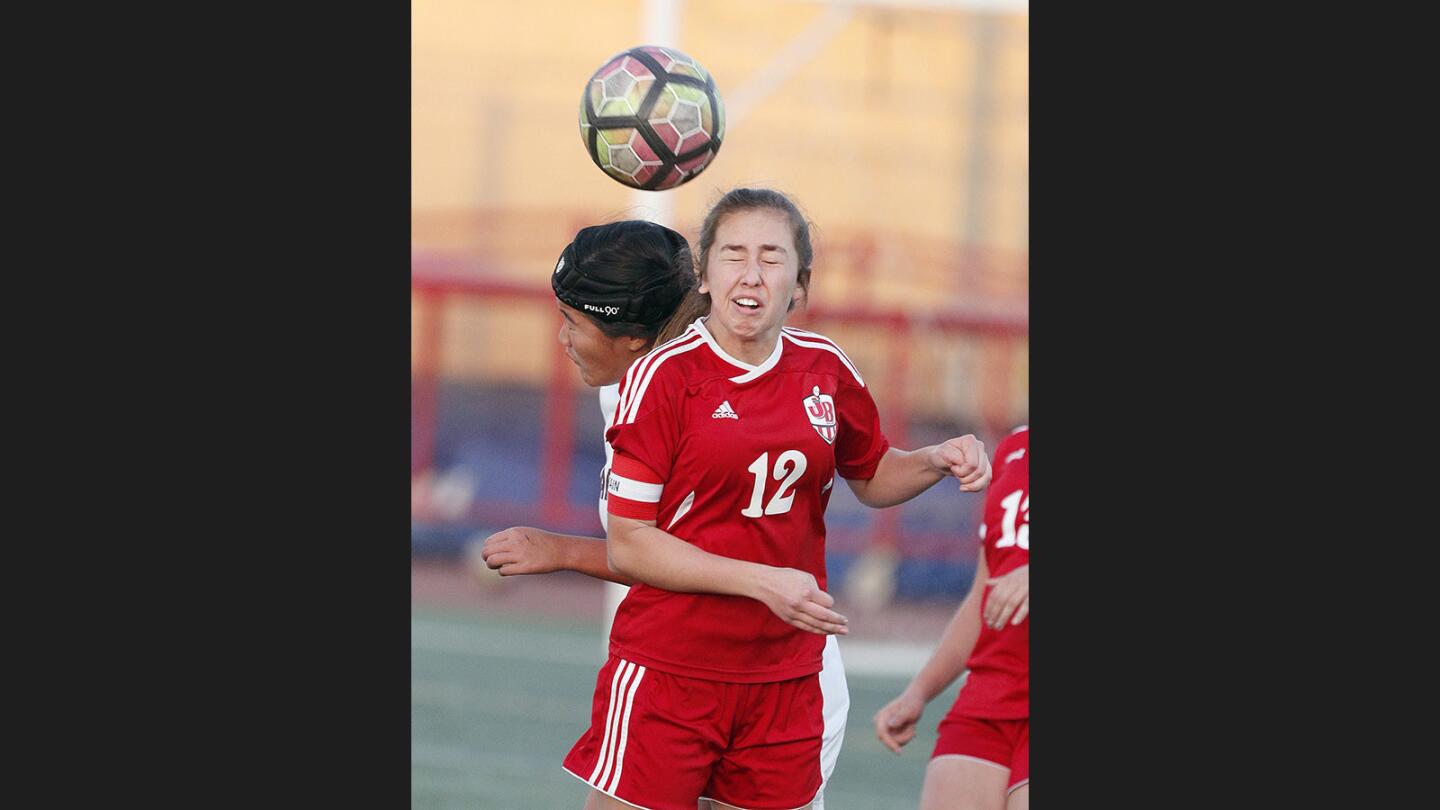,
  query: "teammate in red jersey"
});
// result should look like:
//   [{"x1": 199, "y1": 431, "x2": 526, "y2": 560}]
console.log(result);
[
  {"x1": 873, "y1": 425, "x2": 1029, "y2": 810},
  {"x1": 472, "y1": 217, "x2": 850, "y2": 809},
  {"x1": 563, "y1": 188, "x2": 993, "y2": 810}
]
